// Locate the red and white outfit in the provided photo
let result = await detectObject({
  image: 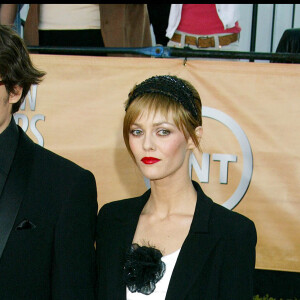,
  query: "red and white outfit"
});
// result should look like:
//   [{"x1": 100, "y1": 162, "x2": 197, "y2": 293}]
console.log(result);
[{"x1": 166, "y1": 4, "x2": 241, "y2": 51}]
